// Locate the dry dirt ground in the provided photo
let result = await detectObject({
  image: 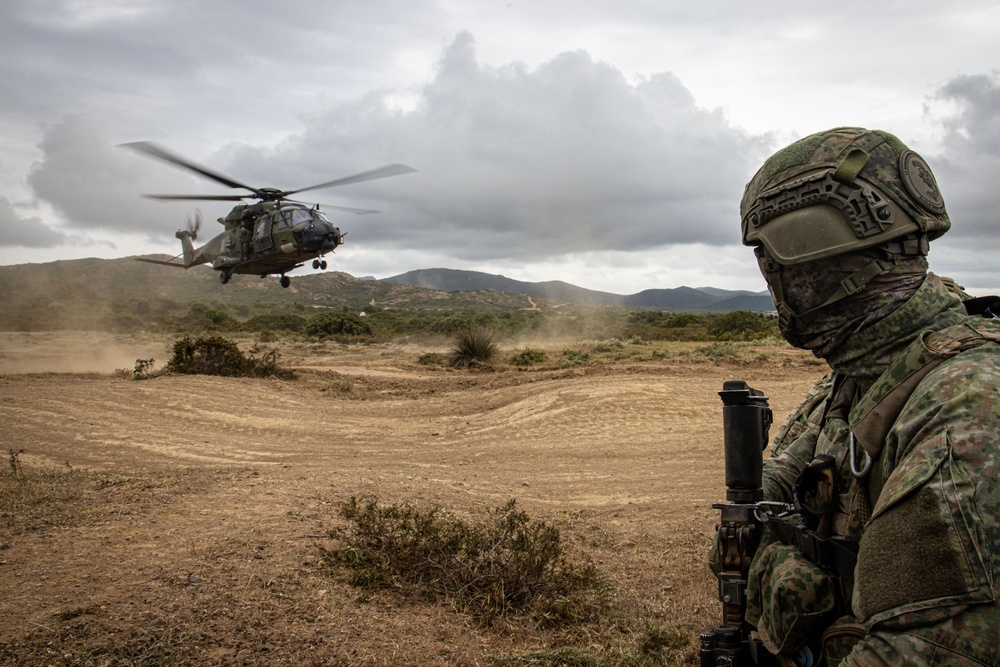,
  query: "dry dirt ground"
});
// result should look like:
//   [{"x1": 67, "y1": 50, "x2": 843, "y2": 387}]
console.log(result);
[{"x1": 0, "y1": 332, "x2": 828, "y2": 666}]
